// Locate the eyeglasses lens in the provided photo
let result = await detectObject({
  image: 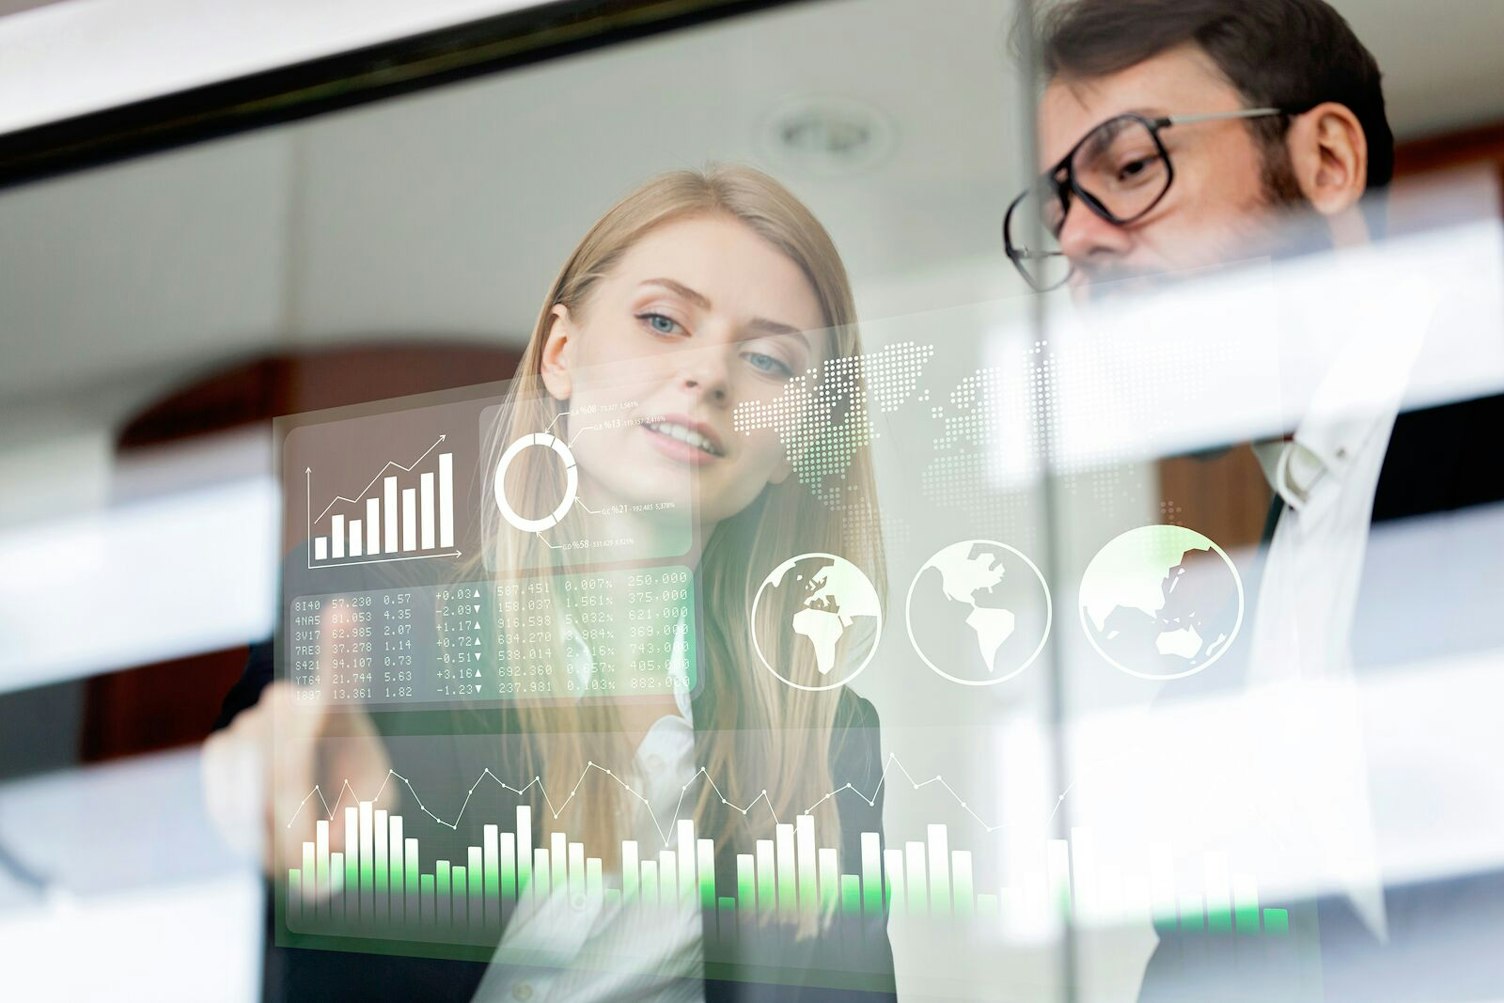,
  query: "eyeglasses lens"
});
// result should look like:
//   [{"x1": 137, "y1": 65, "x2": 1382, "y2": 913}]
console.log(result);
[
  {"x1": 1072, "y1": 116, "x2": 1170, "y2": 222},
  {"x1": 1005, "y1": 117, "x2": 1171, "y2": 290},
  {"x1": 1005, "y1": 180, "x2": 1071, "y2": 290}
]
